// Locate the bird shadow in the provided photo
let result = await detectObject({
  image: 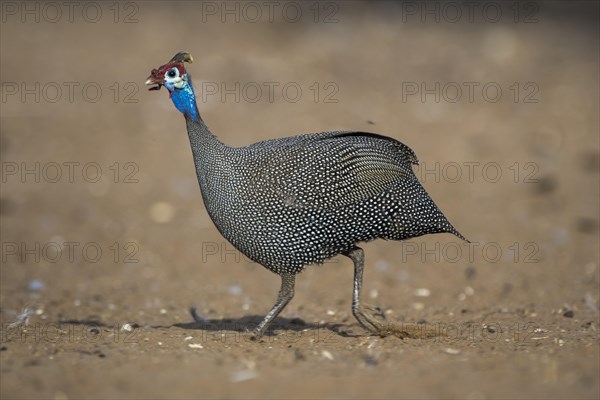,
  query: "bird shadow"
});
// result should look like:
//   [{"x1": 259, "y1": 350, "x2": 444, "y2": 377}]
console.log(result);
[
  {"x1": 168, "y1": 309, "x2": 353, "y2": 339},
  {"x1": 59, "y1": 310, "x2": 355, "y2": 340}
]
